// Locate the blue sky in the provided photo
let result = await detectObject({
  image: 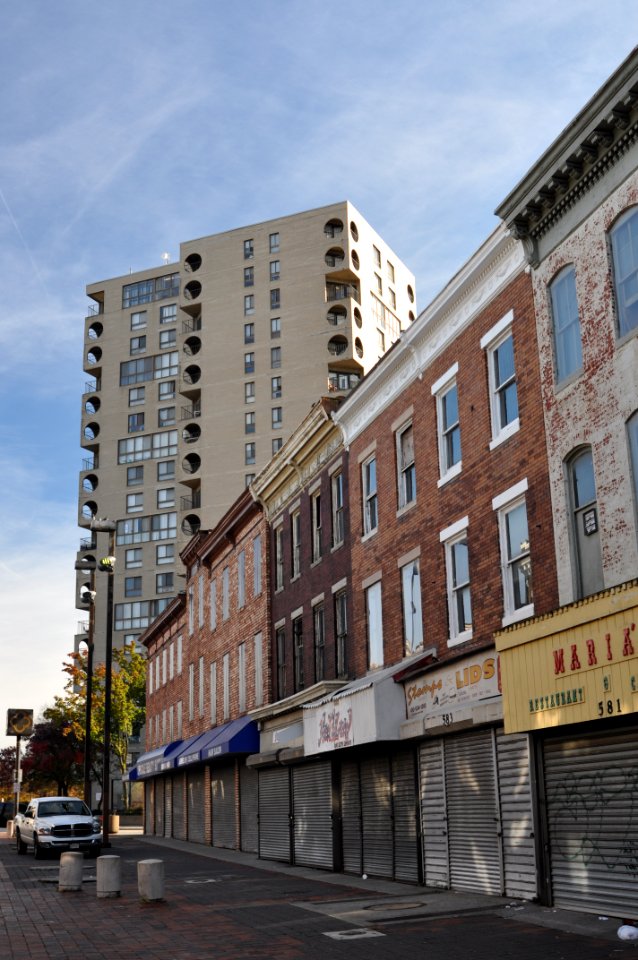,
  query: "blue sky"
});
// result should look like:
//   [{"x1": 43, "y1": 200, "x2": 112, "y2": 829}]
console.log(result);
[{"x1": 0, "y1": 0, "x2": 633, "y2": 750}]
